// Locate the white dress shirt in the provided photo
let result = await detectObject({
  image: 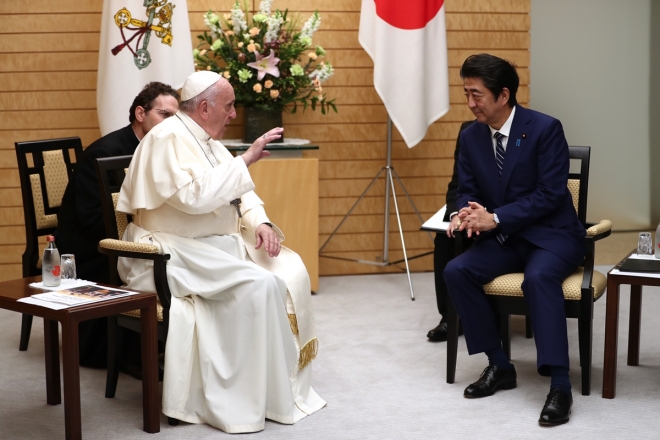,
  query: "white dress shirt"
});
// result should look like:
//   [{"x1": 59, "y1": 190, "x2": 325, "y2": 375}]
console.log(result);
[{"x1": 488, "y1": 105, "x2": 516, "y2": 156}]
